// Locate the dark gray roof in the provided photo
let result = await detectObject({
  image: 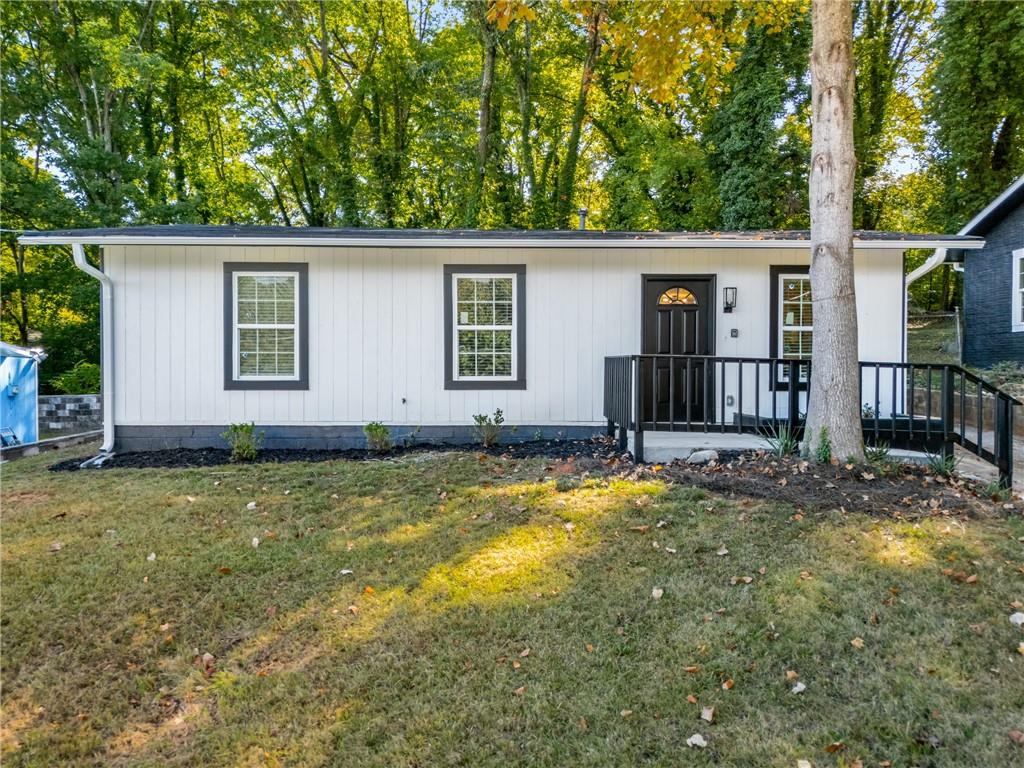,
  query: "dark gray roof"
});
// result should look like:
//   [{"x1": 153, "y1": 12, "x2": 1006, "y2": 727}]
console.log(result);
[
  {"x1": 959, "y1": 175, "x2": 1024, "y2": 236},
  {"x1": 18, "y1": 224, "x2": 983, "y2": 245}
]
